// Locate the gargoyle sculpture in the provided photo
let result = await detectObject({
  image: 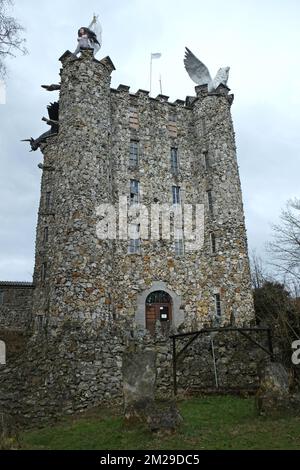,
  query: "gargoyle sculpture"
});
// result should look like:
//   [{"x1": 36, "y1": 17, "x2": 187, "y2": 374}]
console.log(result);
[
  {"x1": 22, "y1": 101, "x2": 59, "y2": 152},
  {"x1": 41, "y1": 84, "x2": 61, "y2": 91}
]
